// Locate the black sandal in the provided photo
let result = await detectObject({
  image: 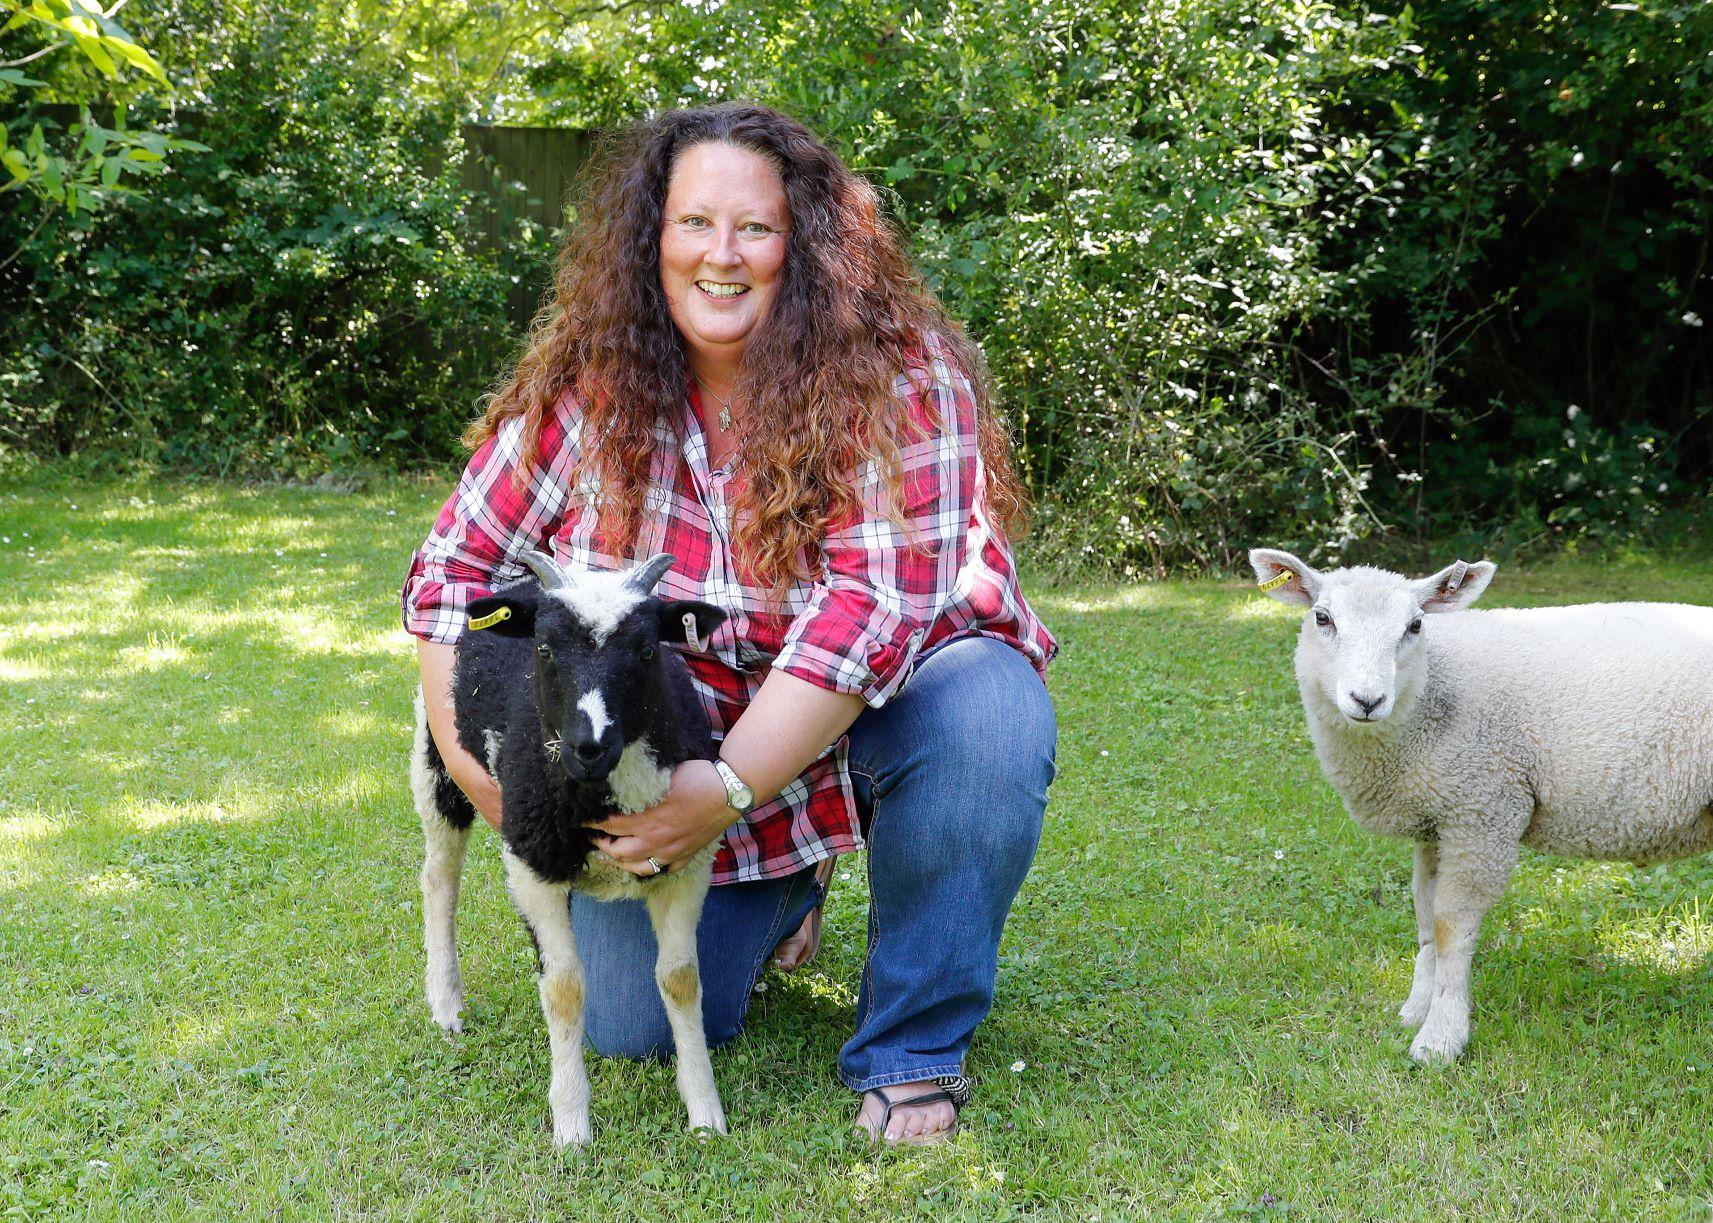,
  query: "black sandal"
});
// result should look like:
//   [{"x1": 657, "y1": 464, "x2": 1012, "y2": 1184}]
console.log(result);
[{"x1": 861, "y1": 1074, "x2": 972, "y2": 1144}]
